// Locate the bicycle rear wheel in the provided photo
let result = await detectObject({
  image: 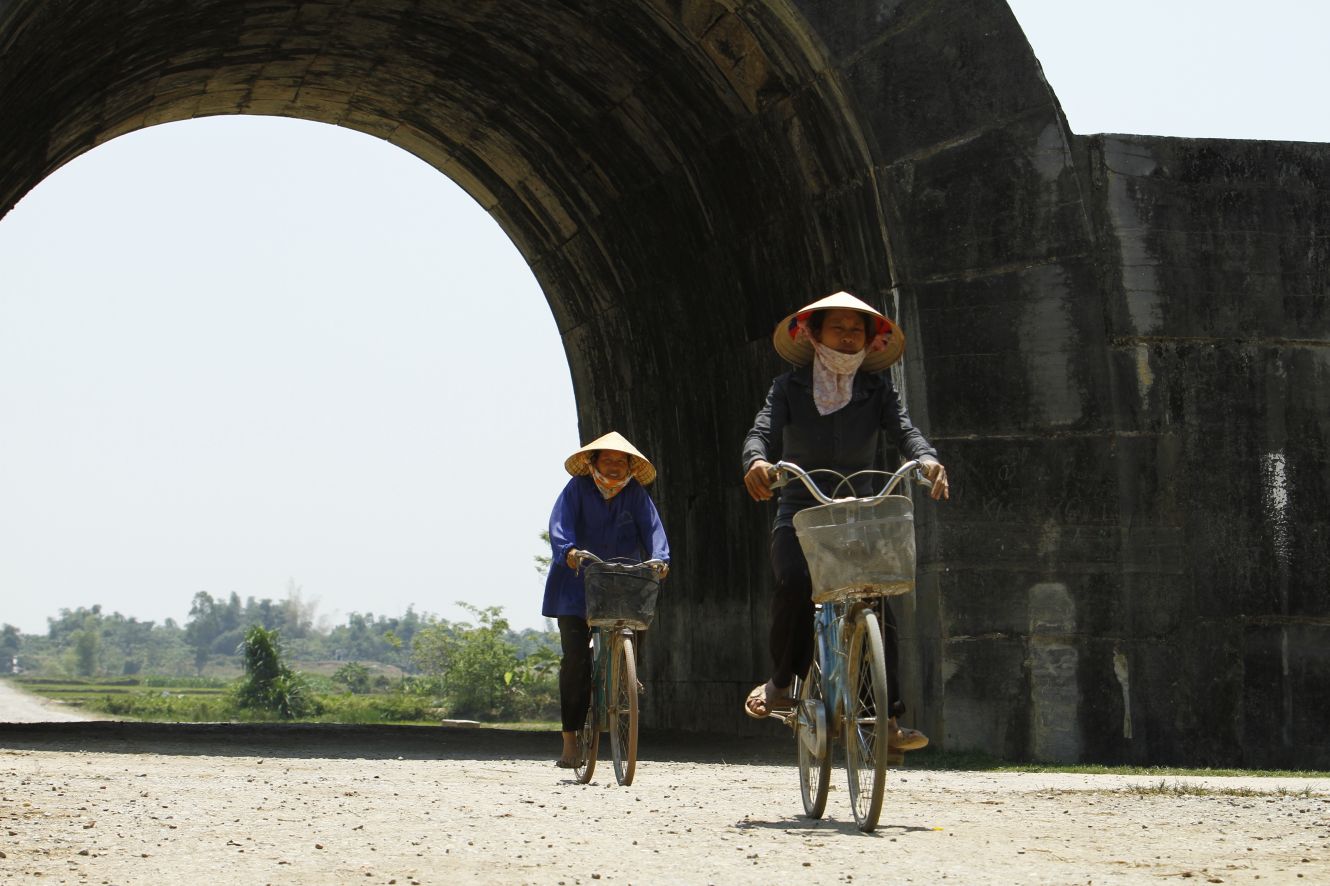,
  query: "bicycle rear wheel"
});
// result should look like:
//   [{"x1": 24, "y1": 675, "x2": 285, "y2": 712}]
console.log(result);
[
  {"x1": 609, "y1": 633, "x2": 639, "y2": 785},
  {"x1": 796, "y1": 636, "x2": 832, "y2": 819},
  {"x1": 574, "y1": 636, "x2": 601, "y2": 784},
  {"x1": 574, "y1": 699, "x2": 599, "y2": 783},
  {"x1": 844, "y1": 607, "x2": 889, "y2": 831}
]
